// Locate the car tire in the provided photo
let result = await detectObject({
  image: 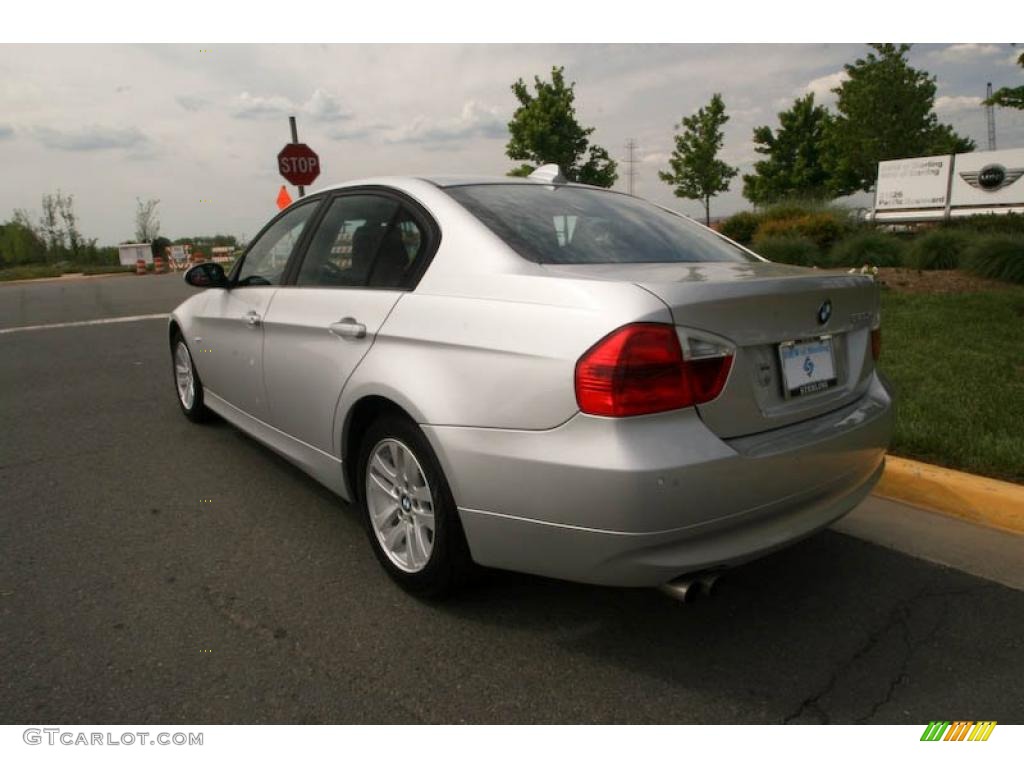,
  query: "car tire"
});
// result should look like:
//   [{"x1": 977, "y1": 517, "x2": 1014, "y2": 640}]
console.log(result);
[
  {"x1": 171, "y1": 331, "x2": 212, "y2": 423},
  {"x1": 357, "y1": 414, "x2": 473, "y2": 597}
]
